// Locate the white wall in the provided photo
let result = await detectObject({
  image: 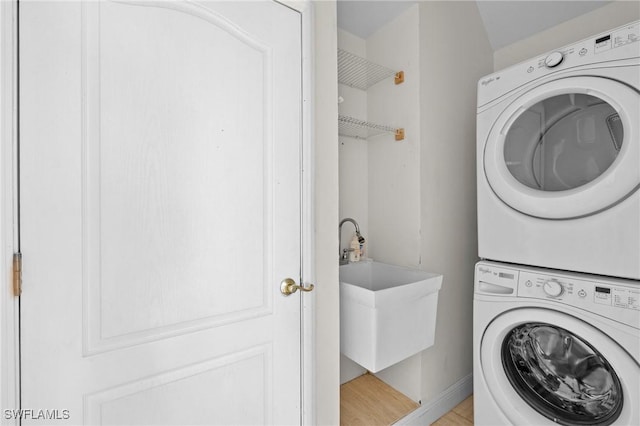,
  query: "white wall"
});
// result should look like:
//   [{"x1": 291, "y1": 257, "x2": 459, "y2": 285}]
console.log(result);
[
  {"x1": 418, "y1": 0, "x2": 493, "y2": 404},
  {"x1": 342, "y1": 1, "x2": 492, "y2": 406},
  {"x1": 313, "y1": 2, "x2": 340, "y2": 425},
  {"x1": 338, "y1": 29, "x2": 368, "y2": 258},
  {"x1": 367, "y1": 4, "x2": 421, "y2": 269},
  {"x1": 337, "y1": 29, "x2": 370, "y2": 385},
  {"x1": 336, "y1": 5, "x2": 423, "y2": 397},
  {"x1": 366, "y1": 4, "x2": 423, "y2": 402},
  {"x1": 336, "y1": 2, "x2": 492, "y2": 407},
  {"x1": 494, "y1": 1, "x2": 640, "y2": 70},
  {"x1": 374, "y1": 353, "x2": 422, "y2": 403},
  {"x1": 337, "y1": 4, "x2": 421, "y2": 270}
]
